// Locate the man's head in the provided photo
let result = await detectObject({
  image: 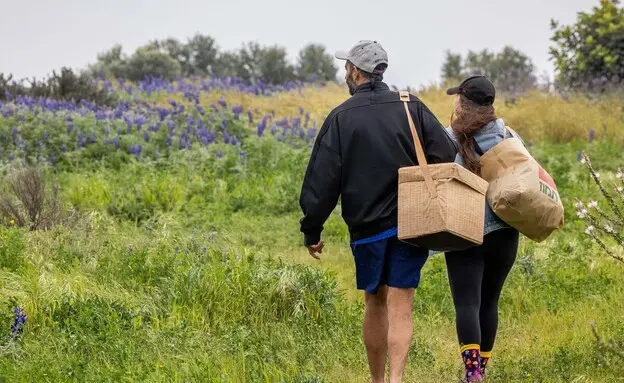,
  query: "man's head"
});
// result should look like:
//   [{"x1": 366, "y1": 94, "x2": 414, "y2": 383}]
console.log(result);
[{"x1": 335, "y1": 40, "x2": 388, "y2": 95}]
